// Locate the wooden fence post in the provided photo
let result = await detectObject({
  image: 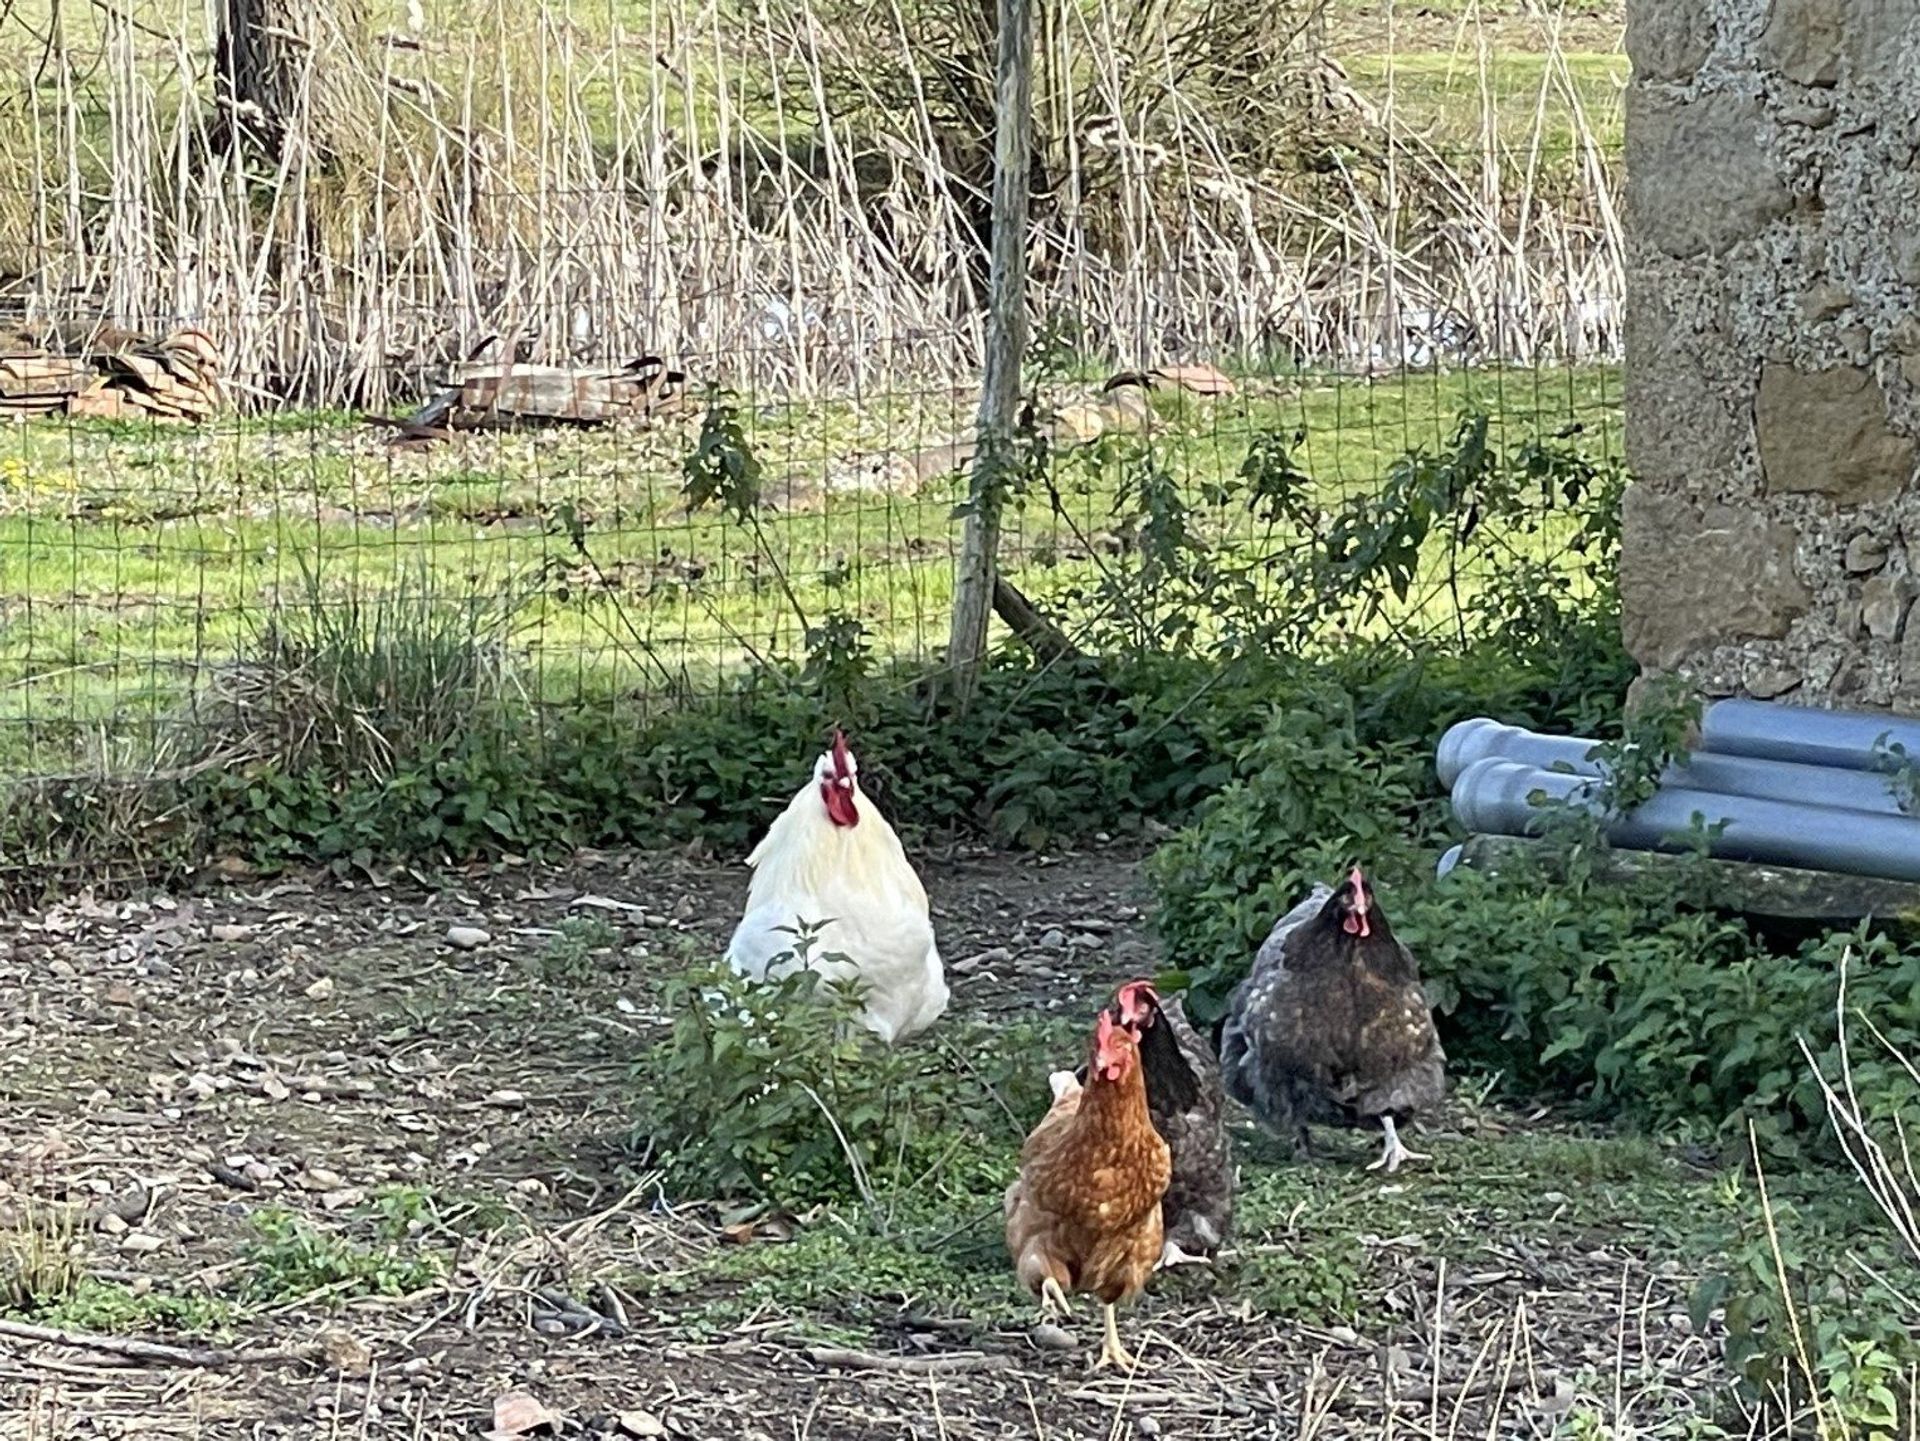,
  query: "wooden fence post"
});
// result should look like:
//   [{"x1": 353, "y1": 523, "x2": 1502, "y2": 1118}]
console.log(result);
[{"x1": 945, "y1": 0, "x2": 1032, "y2": 707}]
